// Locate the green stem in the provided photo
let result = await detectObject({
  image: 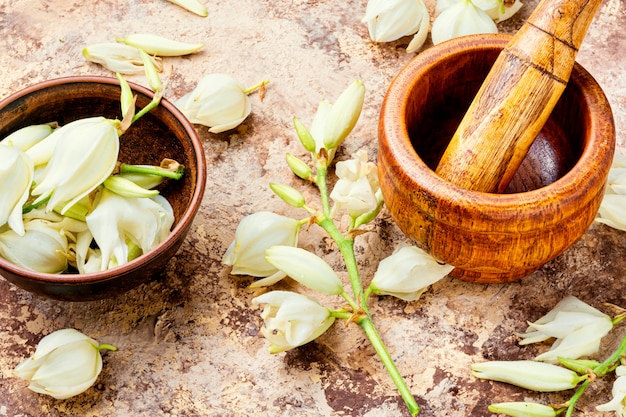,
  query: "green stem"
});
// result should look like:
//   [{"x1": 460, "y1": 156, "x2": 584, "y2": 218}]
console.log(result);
[
  {"x1": 330, "y1": 310, "x2": 353, "y2": 320},
  {"x1": 359, "y1": 317, "x2": 420, "y2": 417},
  {"x1": 243, "y1": 80, "x2": 270, "y2": 95},
  {"x1": 594, "y1": 332, "x2": 626, "y2": 376},
  {"x1": 315, "y1": 159, "x2": 332, "y2": 218},
  {"x1": 97, "y1": 343, "x2": 118, "y2": 352},
  {"x1": 131, "y1": 92, "x2": 162, "y2": 124},
  {"x1": 120, "y1": 163, "x2": 184, "y2": 180},
  {"x1": 319, "y1": 216, "x2": 365, "y2": 309},
  {"x1": 565, "y1": 379, "x2": 590, "y2": 417},
  {"x1": 311, "y1": 149, "x2": 419, "y2": 415},
  {"x1": 22, "y1": 196, "x2": 49, "y2": 215}
]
